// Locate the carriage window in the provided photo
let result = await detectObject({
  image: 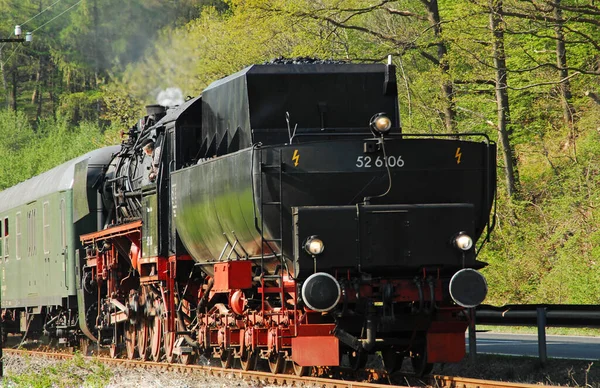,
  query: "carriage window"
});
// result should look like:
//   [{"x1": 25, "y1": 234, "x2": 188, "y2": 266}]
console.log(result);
[
  {"x1": 27, "y1": 209, "x2": 35, "y2": 257},
  {"x1": 60, "y1": 199, "x2": 66, "y2": 250},
  {"x1": 27, "y1": 211, "x2": 31, "y2": 257},
  {"x1": 27, "y1": 209, "x2": 37, "y2": 257},
  {"x1": 43, "y1": 202, "x2": 50, "y2": 254},
  {"x1": 3, "y1": 218, "x2": 8, "y2": 262},
  {"x1": 33, "y1": 209, "x2": 36, "y2": 256},
  {"x1": 16, "y1": 212, "x2": 21, "y2": 260}
]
